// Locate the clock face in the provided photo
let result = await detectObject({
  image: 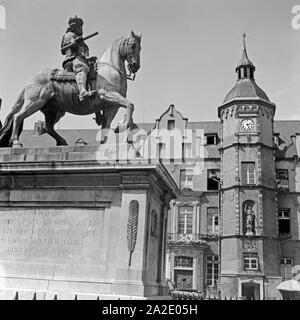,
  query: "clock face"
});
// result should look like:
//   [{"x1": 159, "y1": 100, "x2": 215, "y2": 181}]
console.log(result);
[{"x1": 241, "y1": 118, "x2": 254, "y2": 131}]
